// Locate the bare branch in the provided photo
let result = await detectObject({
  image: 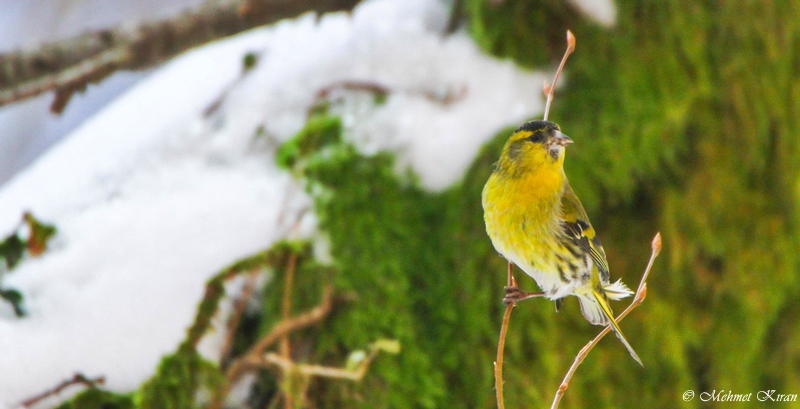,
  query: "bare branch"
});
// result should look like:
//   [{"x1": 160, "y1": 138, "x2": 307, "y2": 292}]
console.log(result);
[
  {"x1": 263, "y1": 350, "x2": 378, "y2": 382},
  {"x1": 208, "y1": 284, "x2": 334, "y2": 409},
  {"x1": 227, "y1": 285, "x2": 333, "y2": 381},
  {"x1": 313, "y1": 80, "x2": 468, "y2": 110},
  {"x1": 19, "y1": 373, "x2": 105, "y2": 408},
  {"x1": 219, "y1": 270, "x2": 261, "y2": 367},
  {"x1": 542, "y1": 30, "x2": 576, "y2": 121},
  {"x1": 493, "y1": 262, "x2": 514, "y2": 409},
  {"x1": 550, "y1": 233, "x2": 662, "y2": 409},
  {"x1": 0, "y1": 0, "x2": 362, "y2": 113},
  {"x1": 280, "y1": 252, "x2": 298, "y2": 359},
  {"x1": 280, "y1": 252, "x2": 298, "y2": 409}
]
